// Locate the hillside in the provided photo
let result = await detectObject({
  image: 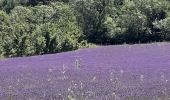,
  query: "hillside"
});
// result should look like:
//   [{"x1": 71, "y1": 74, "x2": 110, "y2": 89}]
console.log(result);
[
  {"x1": 0, "y1": 42, "x2": 170, "y2": 99},
  {"x1": 1, "y1": 0, "x2": 170, "y2": 57}
]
